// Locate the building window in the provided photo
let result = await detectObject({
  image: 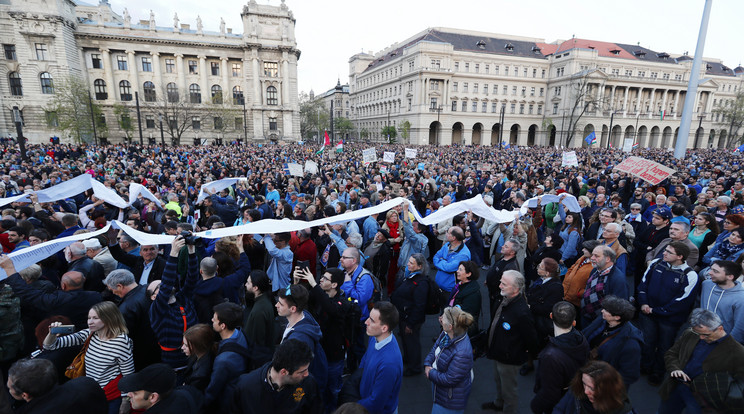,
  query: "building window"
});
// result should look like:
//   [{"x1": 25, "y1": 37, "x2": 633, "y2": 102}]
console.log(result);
[
  {"x1": 473, "y1": 83, "x2": 479, "y2": 94},
  {"x1": 145, "y1": 115, "x2": 155, "y2": 128},
  {"x1": 35, "y1": 43, "x2": 48, "y2": 60},
  {"x1": 493, "y1": 85, "x2": 498, "y2": 94},
  {"x1": 483, "y1": 84, "x2": 488, "y2": 94},
  {"x1": 552, "y1": 103, "x2": 558, "y2": 114},
  {"x1": 210, "y1": 62, "x2": 220, "y2": 76},
  {"x1": 451, "y1": 100, "x2": 457, "y2": 111},
  {"x1": 510, "y1": 103, "x2": 516, "y2": 114},
  {"x1": 482, "y1": 102, "x2": 487, "y2": 112},
  {"x1": 168, "y1": 116, "x2": 176, "y2": 130},
  {"x1": 117, "y1": 55, "x2": 128, "y2": 70},
  {"x1": 492, "y1": 103, "x2": 497, "y2": 113},
  {"x1": 638, "y1": 71, "x2": 645, "y2": 77},
  {"x1": 91, "y1": 54, "x2": 102, "y2": 69},
  {"x1": 519, "y1": 104, "x2": 525, "y2": 114},
  {"x1": 94, "y1": 79, "x2": 107, "y2": 100},
  {"x1": 232, "y1": 63, "x2": 241, "y2": 77},
  {"x1": 523, "y1": 68, "x2": 528, "y2": 77},
  {"x1": 188, "y1": 60, "x2": 198, "y2": 74},
  {"x1": 431, "y1": 59, "x2": 440, "y2": 69},
  {"x1": 430, "y1": 80, "x2": 440, "y2": 90},
  {"x1": 40, "y1": 72, "x2": 54, "y2": 94},
  {"x1": 263, "y1": 62, "x2": 278, "y2": 77},
  {"x1": 502, "y1": 85, "x2": 507, "y2": 95},
  {"x1": 3, "y1": 44, "x2": 16, "y2": 60},
  {"x1": 494, "y1": 66, "x2": 499, "y2": 75},
  {"x1": 539, "y1": 87, "x2": 544, "y2": 97},
  {"x1": 211, "y1": 85, "x2": 222, "y2": 104},
  {"x1": 269, "y1": 117, "x2": 277, "y2": 130},
  {"x1": 143, "y1": 81, "x2": 156, "y2": 102},
  {"x1": 541, "y1": 69, "x2": 546, "y2": 78},
  {"x1": 471, "y1": 102, "x2": 477, "y2": 112},
  {"x1": 430, "y1": 98, "x2": 438, "y2": 109},
  {"x1": 475, "y1": 64, "x2": 479, "y2": 73},
  {"x1": 232, "y1": 86, "x2": 243, "y2": 105},
  {"x1": 528, "y1": 104, "x2": 534, "y2": 114},
  {"x1": 452, "y1": 82, "x2": 458, "y2": 92},
  {"x1": 166, "y1": 82, "x2": 178, "y2": 102},
  {"x1": 141, "y1": 57, "x2": 152, "y2": 72},
  {"x1": 555, "y1": 86, "x2": 562, "y2": 96},
  {"x1": 189, "y1": 84, "x2": 201, "y2": 103},
  {"x1": 504, "y1": 66, "x2": 509, "y2": 76},
  {"x1": 461, "y1": 101, "x2": 467, "y2": 112},
  {"x1": 521, "y1": 86, "x2": 526, "y2": 97},
  {"x1": 465, "y1": 63, "x2": 469, "y2": 72},
  {"x1": 485, "y1": 64, "x2": 489, "y2": 73},
  {"x1": 44, "y1": 110, "x2": 58, "y2": 127},
  {"x1": 463, "y1": 83, "x2": 468, "y2": 93},
  {"x1": 165, "y1": 59, "x2": 175, "y2": 73},
  {"x1": 530, "y1": 87, "x2": 535, "y2": 96},
  {"x1": 213, "y1": 117, "x2": 223, "y2": 130},
  {"x1": 538, "y1": 104, "x2": 542, "y2": 115},
  {"x1": 512, "y1": 86, "x2": 517, "y2": 95},
  {"x1": 192, "y1": 116, "x2": 201, "y2": 130},
  {"x1": 650, "y1": 72, "x2": 658, "y2": 79},
  {"x1": 532, "y1": 68, "x2": 537, "y2": 78},
  {"x1": 454, "y1": 62, "x2": 459, "y2": 71},
  {"x1": 119, "y1": 80, "x2": 132, "y2": 101},
  {"x1": 235, "y1": 117, "x2": 243, "y2": 130},
  {"x1": 9, "y1": 109, "x2": 23, "y2": 126},
  {"x1": 408, "y1": 98, "x2": 412, "y2": 111},
  {"x1": 266, "y1": 86, "x2": 278, "y2": 105}
]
